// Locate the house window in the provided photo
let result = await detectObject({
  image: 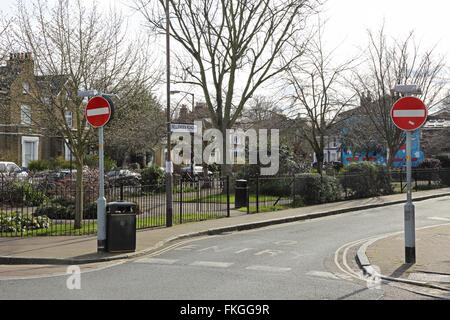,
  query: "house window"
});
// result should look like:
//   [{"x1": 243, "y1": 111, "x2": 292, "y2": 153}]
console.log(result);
[
  {"x1": 64, "y1": 140, "x2": 73, "y2": 161},
  {"x1": 65, "y1": 111, "x2": 73, "y2": 127},
  {"x1": 22, "y1": 82, "x2": 29, "y2": 94},
  {"x1": 21, "y1": 105, "x2": 31, "y2": 125},
  {"x1": 21, "y1": 136, "x2": 39, "y2": 168}
]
